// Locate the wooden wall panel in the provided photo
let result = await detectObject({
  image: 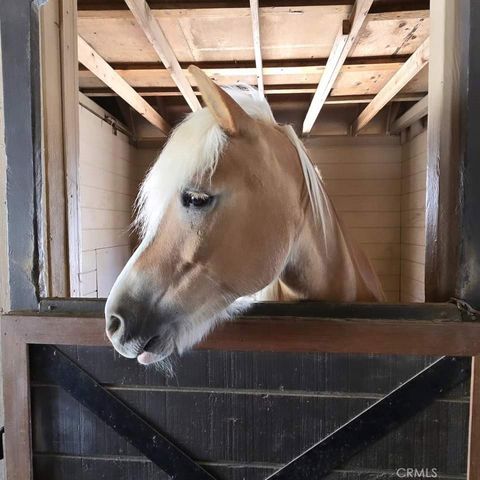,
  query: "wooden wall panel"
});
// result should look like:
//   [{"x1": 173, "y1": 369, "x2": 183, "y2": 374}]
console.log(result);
[
  {"x1": 305, "y1": 138, "x2": 402, "y2": 301},
  {"x1": 400, "y1": 129, "x2": 427, "y2": 302},
  {"x1": 30, "y1": 346, "x2": 469, "y2": 480},
  {"x1": 78, "y1": 105, "x2": 156, "y2": 298}
]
